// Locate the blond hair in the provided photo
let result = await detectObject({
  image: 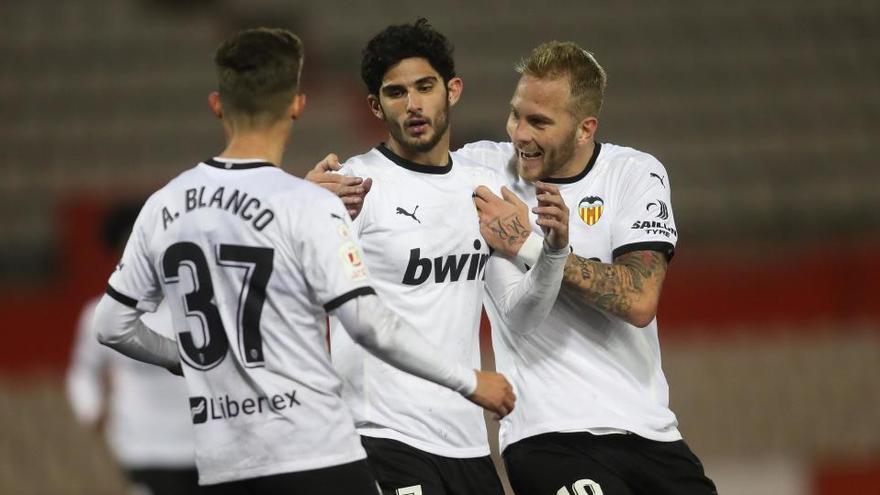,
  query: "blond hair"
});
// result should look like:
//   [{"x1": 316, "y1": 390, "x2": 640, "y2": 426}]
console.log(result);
[{"x1": 515, "y1": 41, "x2": 607, "y2": 119}]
